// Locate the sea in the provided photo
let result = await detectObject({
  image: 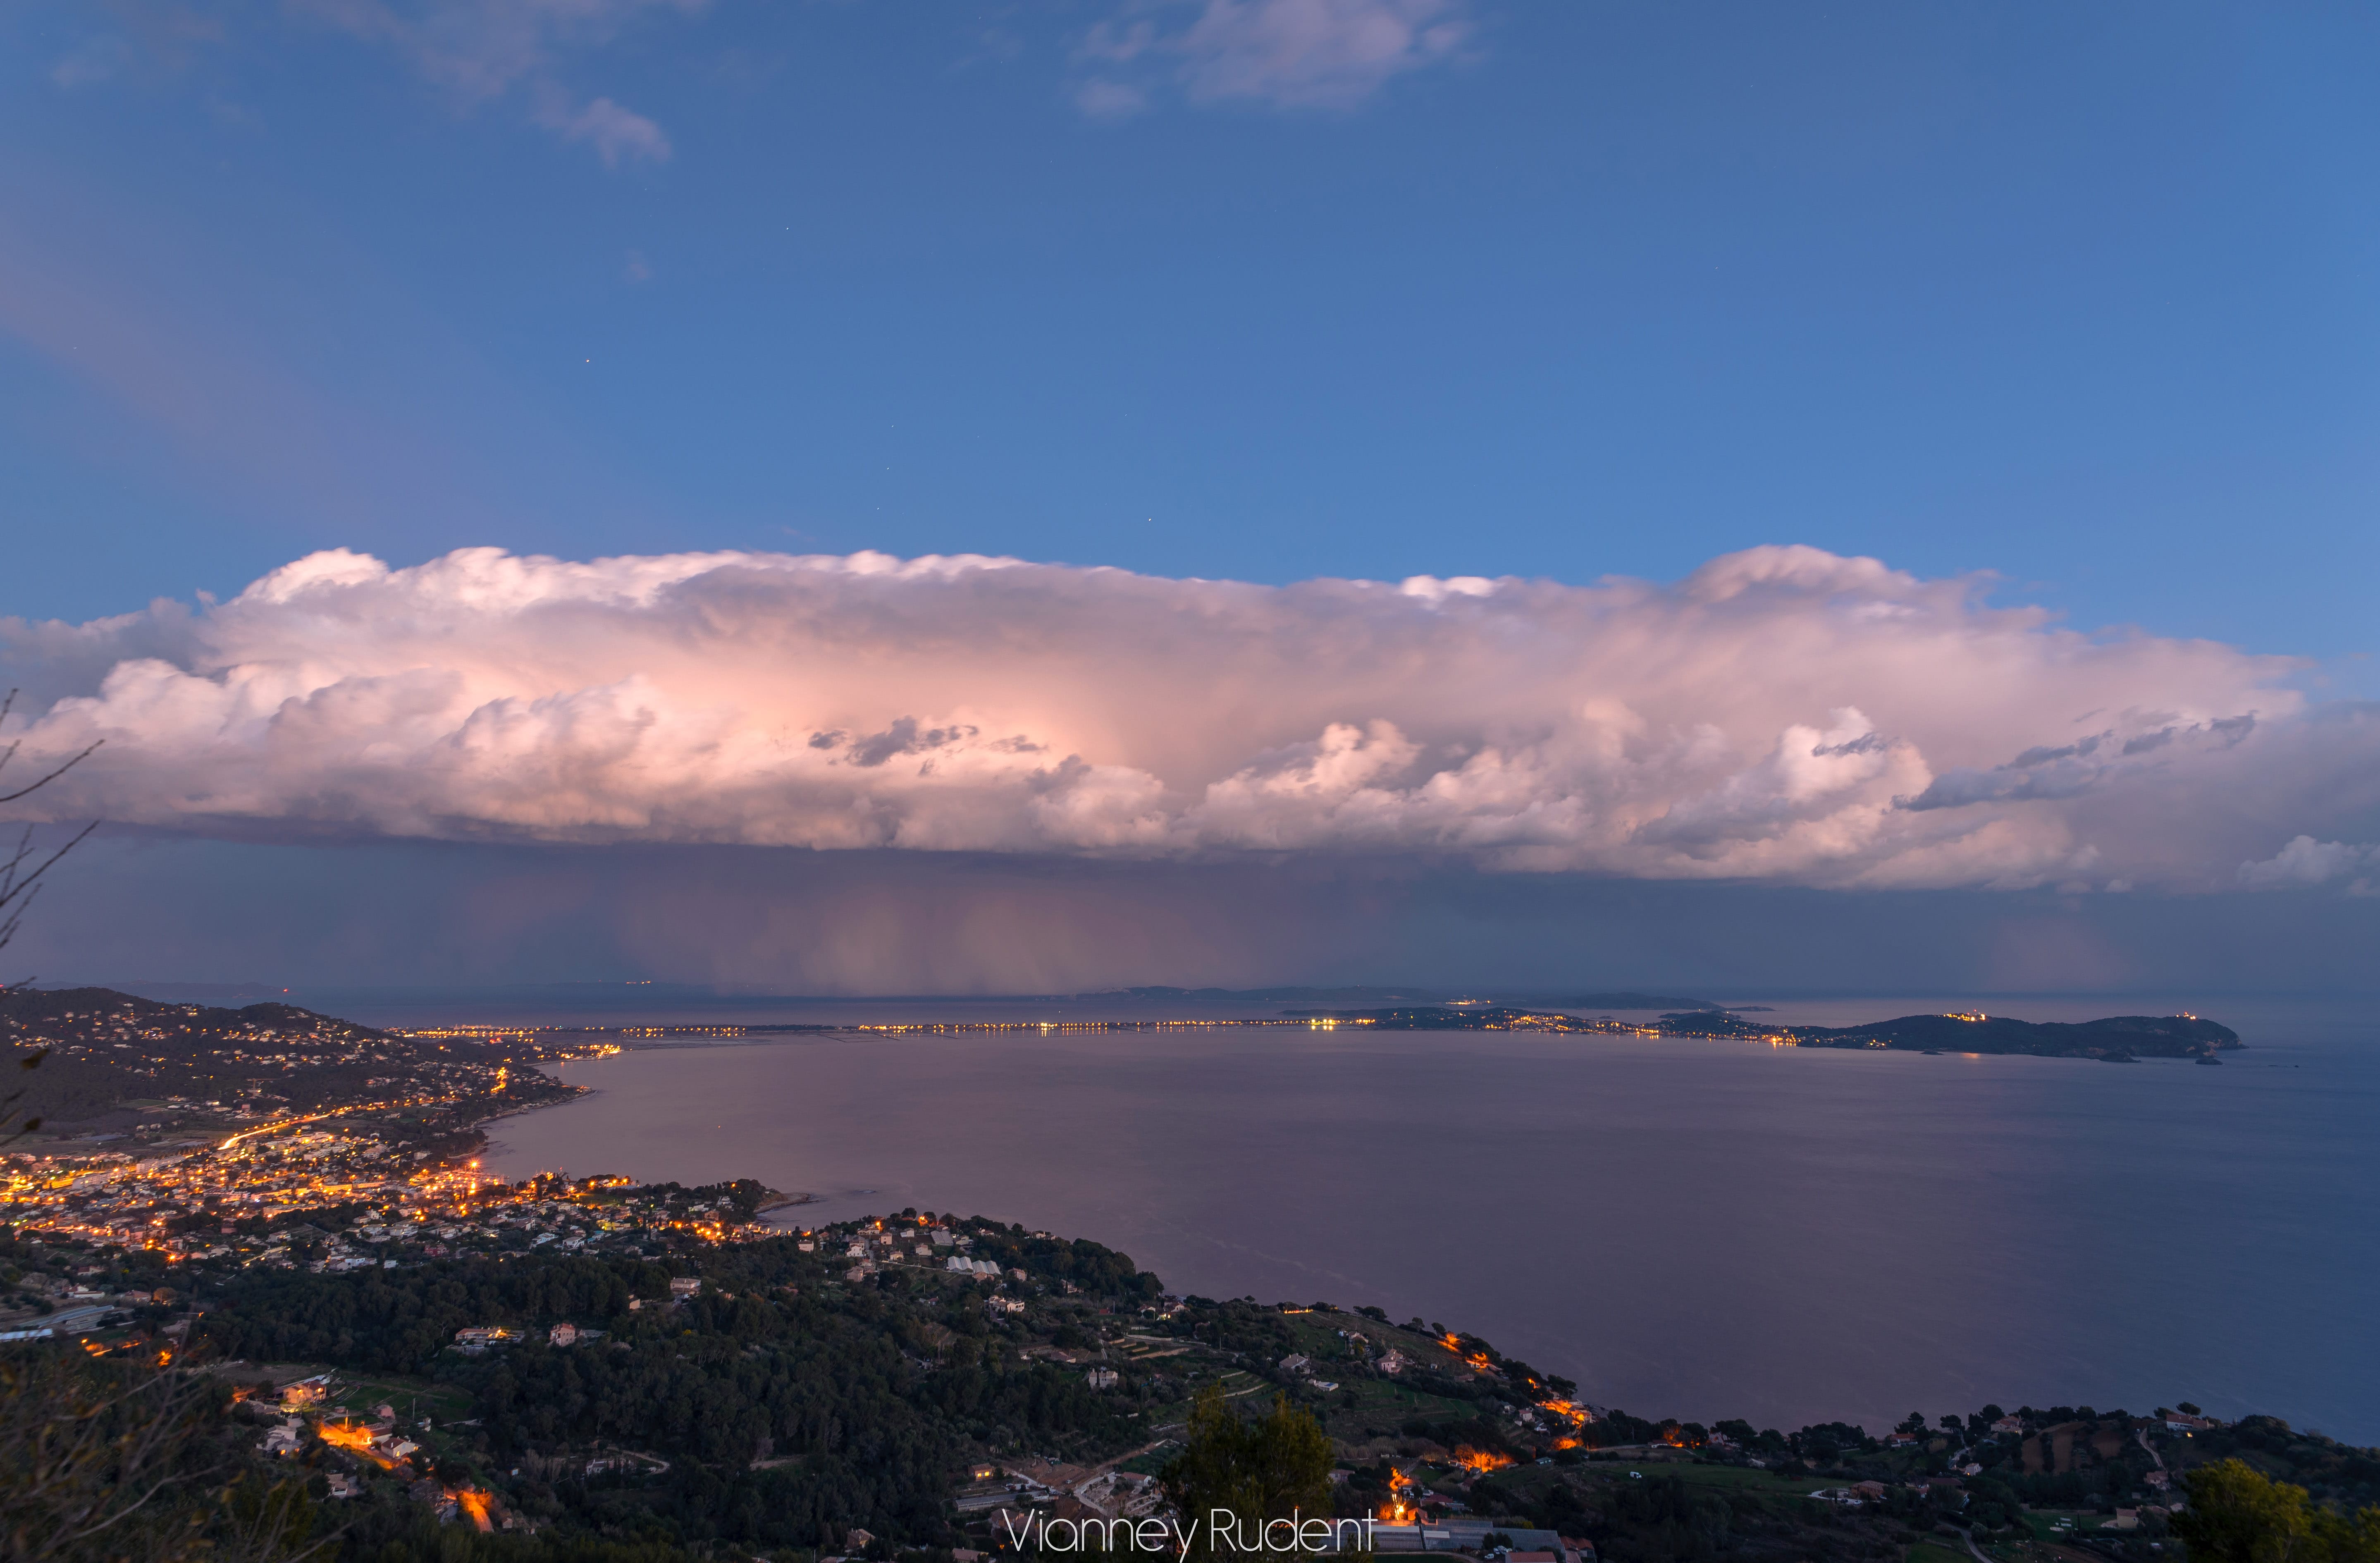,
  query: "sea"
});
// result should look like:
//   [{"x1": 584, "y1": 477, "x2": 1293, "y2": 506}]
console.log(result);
[{"x1": 316, "y1": 987, "x2": 2380, "y2": 1445}]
